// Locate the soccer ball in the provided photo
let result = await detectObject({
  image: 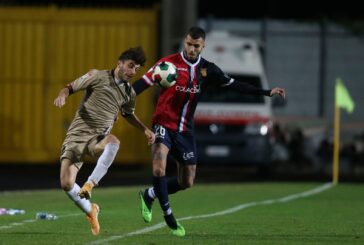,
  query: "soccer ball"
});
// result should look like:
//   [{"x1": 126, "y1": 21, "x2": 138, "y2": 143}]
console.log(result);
[{"x1": 152, "y1": 61, "x2": 178, "y2": 88}]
